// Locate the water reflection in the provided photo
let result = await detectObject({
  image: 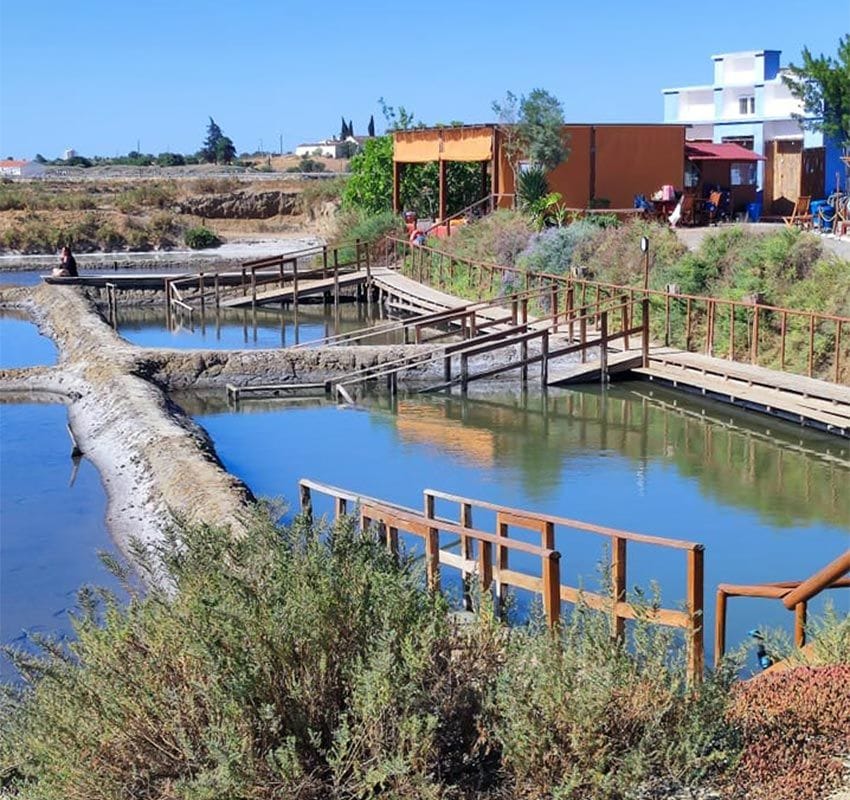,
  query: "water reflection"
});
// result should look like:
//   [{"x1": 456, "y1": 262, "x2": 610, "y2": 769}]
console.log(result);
[
  {"x1": 180, "y1": 383, "x2": 849, "y2": 660},
  {"x1": 115, "y1": 302, "x2": 406, "y2": 350},
  {"x1": 0, "y1": 400, "x2": 122, "y2": 680},
  {"x1": 0, "y1": 311, "x2": 57, "y2": 369}
]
